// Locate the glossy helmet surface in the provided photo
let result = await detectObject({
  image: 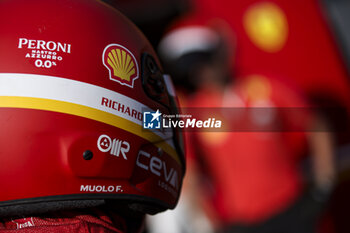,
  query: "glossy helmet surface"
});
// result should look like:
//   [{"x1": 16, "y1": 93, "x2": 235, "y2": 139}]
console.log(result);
[{"x1": 0, "y1": 0, "x2": 184, "y2": 216}]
